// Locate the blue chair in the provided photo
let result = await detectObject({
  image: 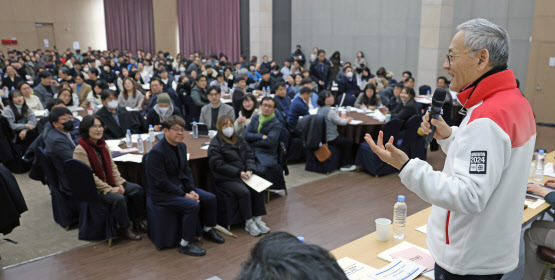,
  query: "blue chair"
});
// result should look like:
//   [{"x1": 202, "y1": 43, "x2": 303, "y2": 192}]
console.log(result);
[
  {"x1": 142, "y1": 153, "x2": 182, "y2": 250},
  {"x1": 36, "y1": 147, "x2": 78, "y2": 229},
  {"x1": 63, "y1": 159, "x2": 117, "y2": 245},
  {"x1": 305, "y1": 145, "x2": 341, "y2": 174},
  {"x1": 399, "y1": 115, "x2": 427, "y2": 160},
  {"x1": 355, "y1": 119, "x2": 403, "y2": 177}
]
